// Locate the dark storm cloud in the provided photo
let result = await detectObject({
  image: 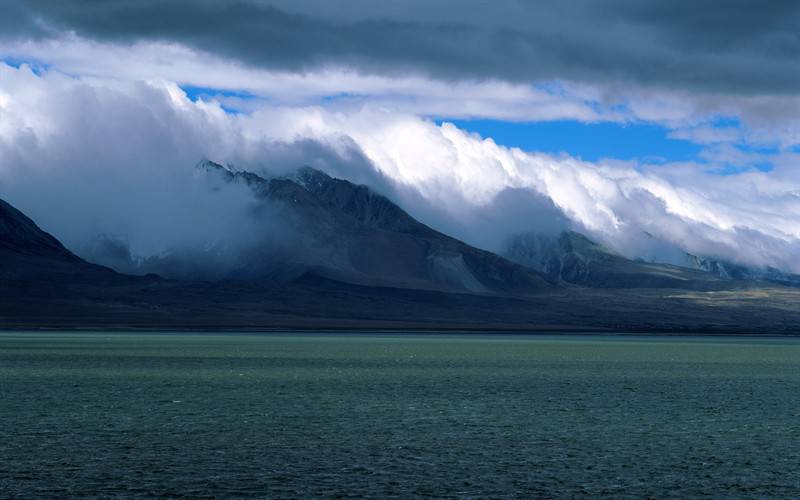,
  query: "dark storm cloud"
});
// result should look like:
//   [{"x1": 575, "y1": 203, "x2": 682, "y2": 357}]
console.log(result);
[{"x1": 4, "y1": 0, "x2": 800, "y2": 95}]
